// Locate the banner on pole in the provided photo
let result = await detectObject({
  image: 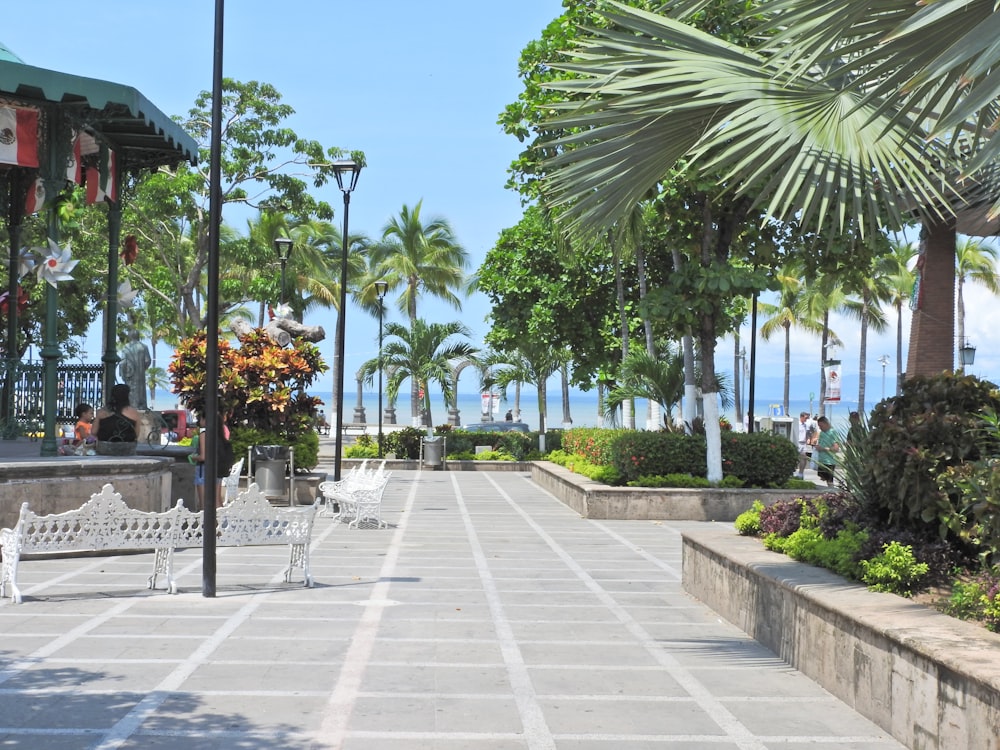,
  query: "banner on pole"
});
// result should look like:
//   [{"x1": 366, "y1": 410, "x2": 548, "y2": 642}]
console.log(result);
[{"x1": 825, "y1": 360, "x2": 842, "y2": 403}]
